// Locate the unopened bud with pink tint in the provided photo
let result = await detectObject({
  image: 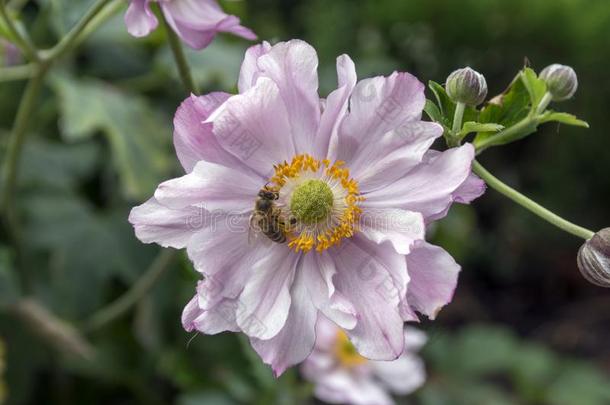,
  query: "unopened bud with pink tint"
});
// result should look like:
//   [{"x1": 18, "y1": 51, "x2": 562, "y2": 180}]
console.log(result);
[
  {"x1": 445, "y1": 67, "x2": 488, "y2": 106},
  {"x1": 577, "y1": 228, "x2": 610, "y2": 287},
  {"x1": 539, "y1": 64, "x2": 578, "y2": 101}
]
